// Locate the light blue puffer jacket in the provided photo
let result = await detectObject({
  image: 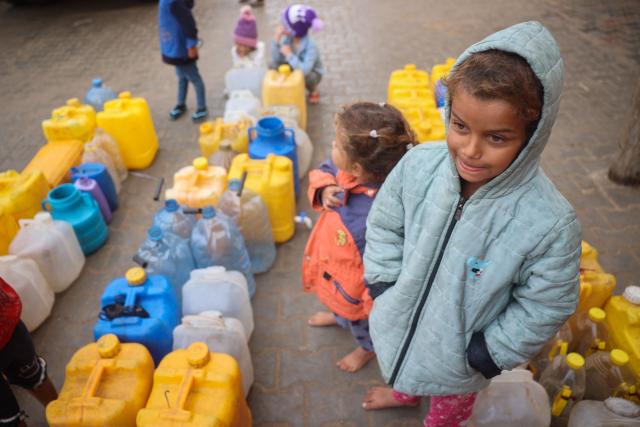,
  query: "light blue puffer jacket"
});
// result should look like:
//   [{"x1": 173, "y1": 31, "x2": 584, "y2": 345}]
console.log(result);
[{"x1": 364, "y1": 21, "x2": 582, "y2": 396}]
